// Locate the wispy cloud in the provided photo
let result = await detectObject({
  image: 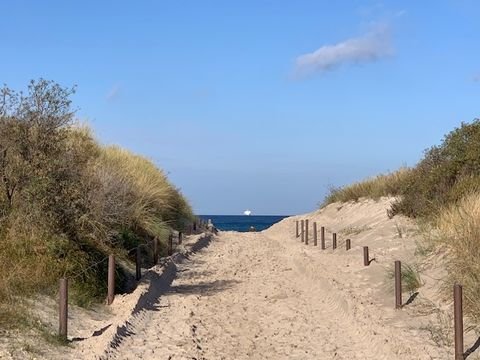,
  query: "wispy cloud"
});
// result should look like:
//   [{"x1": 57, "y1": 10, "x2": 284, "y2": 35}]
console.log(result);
[
  {"x1": 473, "y1": 74, "x2": 480, "y2": 83},
  {"x1": 293, "y1": 24, "x2": 393, "y2": 78},
  {"x1": 106, "y1": 83, "x2": 121, "y2": 101}
]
